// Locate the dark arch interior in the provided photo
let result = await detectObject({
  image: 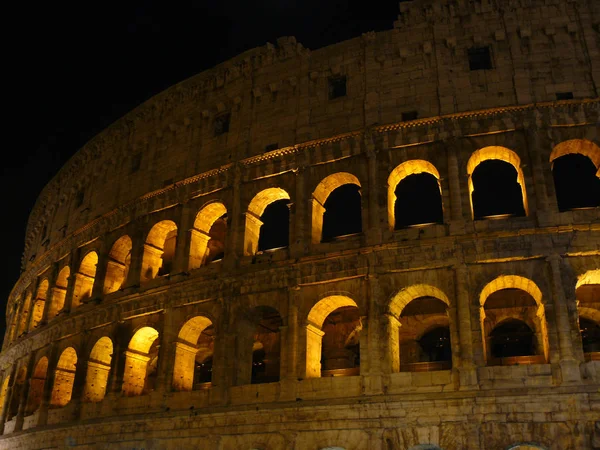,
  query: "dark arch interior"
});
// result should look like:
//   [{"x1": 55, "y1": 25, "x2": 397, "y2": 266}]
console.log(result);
[
  {"x1": 394, "y1": 173, "x2": 443, "y2": 228},
  {"x1": 251, "y1": 306, "x2": 283, "y2": 384},
  {"x1": 552, "y1": 154, "x2": 600, "y2": 211},
  {"x1": 258, "y1": 199, "x2": 290, "y2": 252},
  {"x1": 490, "y1": 319, "x2": 535, "y2": 358},
  {"x1": 322, "y1": 184, "x2": 362, "y2": 242},
  {"x1": 472, "y1": 160, "x2": 525, "y2": 219},
  {"x1": 580, "y1": 318, "x2": 600, "y2": 354},
  {"x1": 321, "y1": 306, "x2": 361, "y2": 375},
  {"x1": 418, "y1": 326, "x2": 452, "y2": 363},
  {"x1": 206, "y1": 214, "x2": 227, "y2": 263},
  {"x1": 193, "y1": 324, "x2": 215, "y2": 386}
]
